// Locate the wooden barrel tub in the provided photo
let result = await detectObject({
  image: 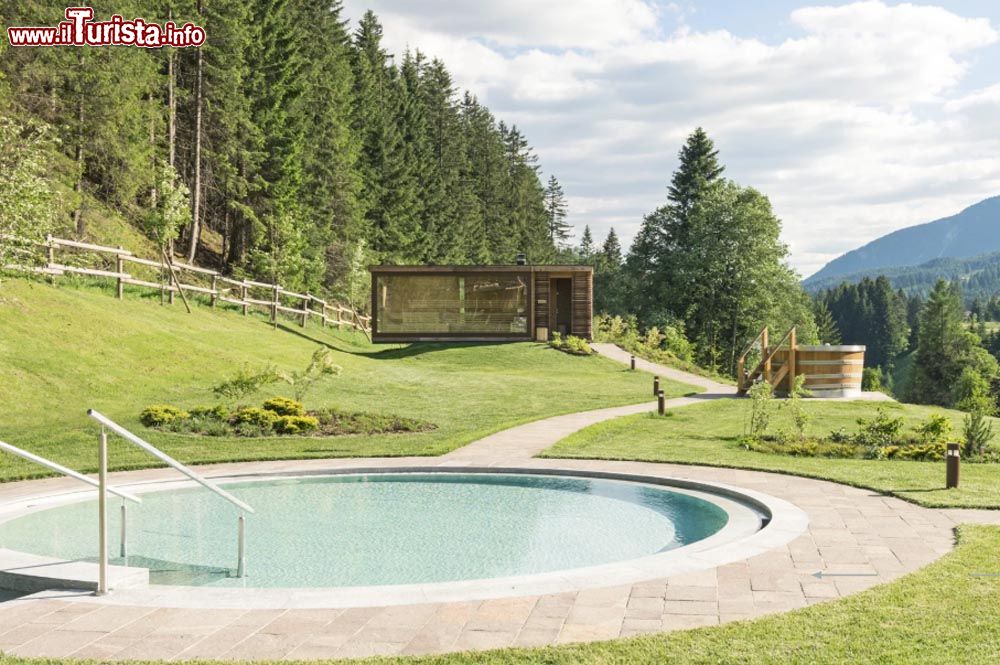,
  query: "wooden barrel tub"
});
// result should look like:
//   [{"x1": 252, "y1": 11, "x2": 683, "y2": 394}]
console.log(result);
[{"x1": 770, "y1": 345, "x2": 866, "y2": 397}]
